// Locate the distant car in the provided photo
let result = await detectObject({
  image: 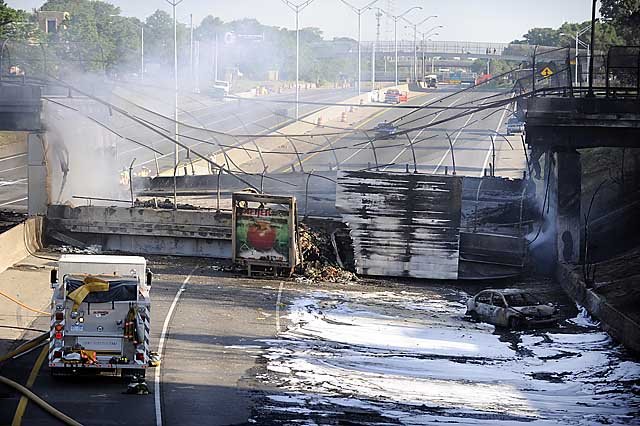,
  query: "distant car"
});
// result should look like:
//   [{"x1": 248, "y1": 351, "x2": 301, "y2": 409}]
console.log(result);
[
  {"x1": 466, "y1": 288, "x2": 559, "y2": 329},
  {"x1": 506, "y1": 117, "x2": 525, "y2": 135},
  {"x1": 373, "y1": 121, "x2": 398, "y2": 139},
  {"x1": 384, "y1": 89, "x2": 408, "y2": 104}
]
